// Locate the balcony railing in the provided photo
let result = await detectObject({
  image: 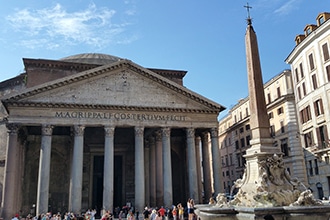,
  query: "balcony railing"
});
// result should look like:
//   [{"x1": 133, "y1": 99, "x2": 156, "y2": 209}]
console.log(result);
[{"x1": 311, "y1": 140, "x2": 330, "y2": 154}]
